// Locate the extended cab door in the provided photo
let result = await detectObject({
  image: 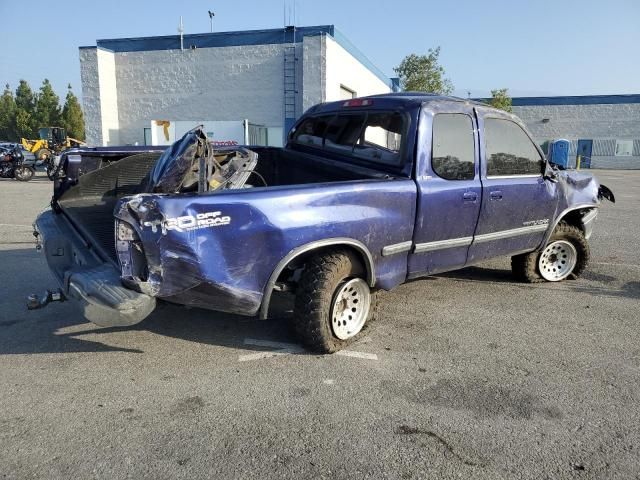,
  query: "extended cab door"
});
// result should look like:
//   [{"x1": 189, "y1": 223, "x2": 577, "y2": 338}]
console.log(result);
[
  {"x1": 408, "y1": 103, "x2": 482, "y2": 277},
  {"x1": 467, "y1": 109, "x2": 557, "y2": 264}
]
